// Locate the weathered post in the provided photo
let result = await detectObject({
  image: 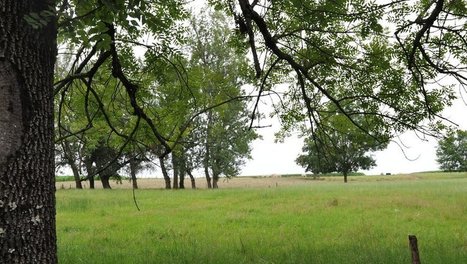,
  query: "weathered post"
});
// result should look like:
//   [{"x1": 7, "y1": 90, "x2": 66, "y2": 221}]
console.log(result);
[{"x1": 408, "y1": 235, "x2": 421, "y2": 264}]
